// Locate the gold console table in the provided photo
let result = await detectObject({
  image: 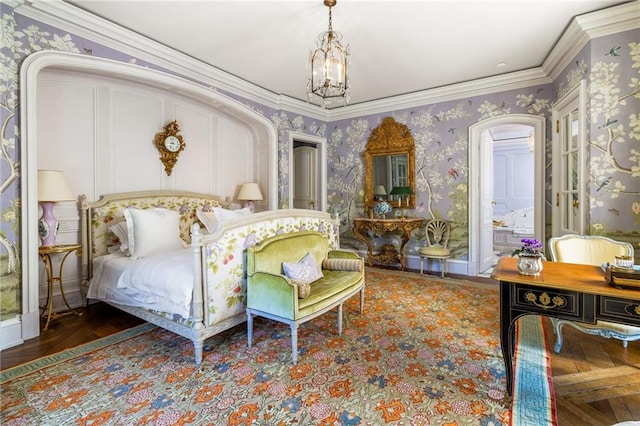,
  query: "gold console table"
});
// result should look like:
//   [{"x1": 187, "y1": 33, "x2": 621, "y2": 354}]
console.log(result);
[{"x1": 352, "y1": 217, "x2": 423, "y2": 270}]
